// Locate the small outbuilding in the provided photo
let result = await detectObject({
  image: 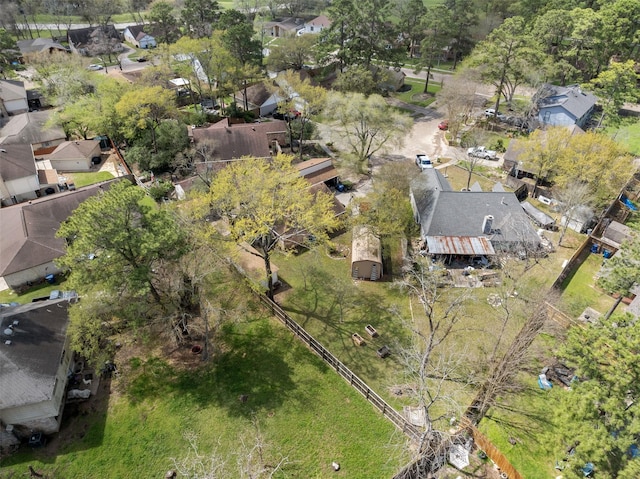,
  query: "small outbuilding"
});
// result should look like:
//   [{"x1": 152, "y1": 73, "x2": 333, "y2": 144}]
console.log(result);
[{"x1": 351, "y1": 226, "x2": 382, "y2": 281}]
